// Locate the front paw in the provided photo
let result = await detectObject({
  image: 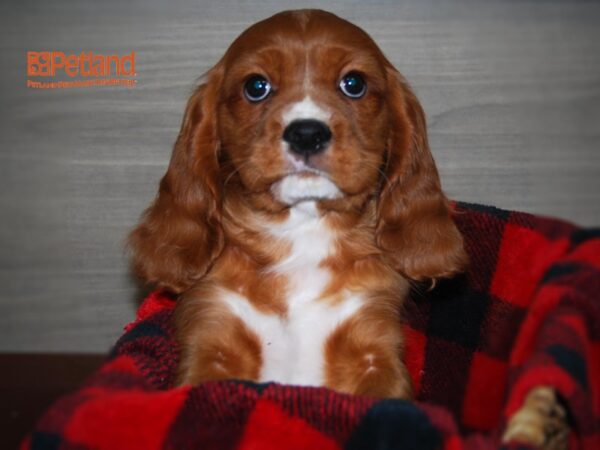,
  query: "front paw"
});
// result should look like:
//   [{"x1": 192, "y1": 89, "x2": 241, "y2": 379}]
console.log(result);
[{"x1": 326, "y1": 351, "x2": 412, "y2": 399}]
